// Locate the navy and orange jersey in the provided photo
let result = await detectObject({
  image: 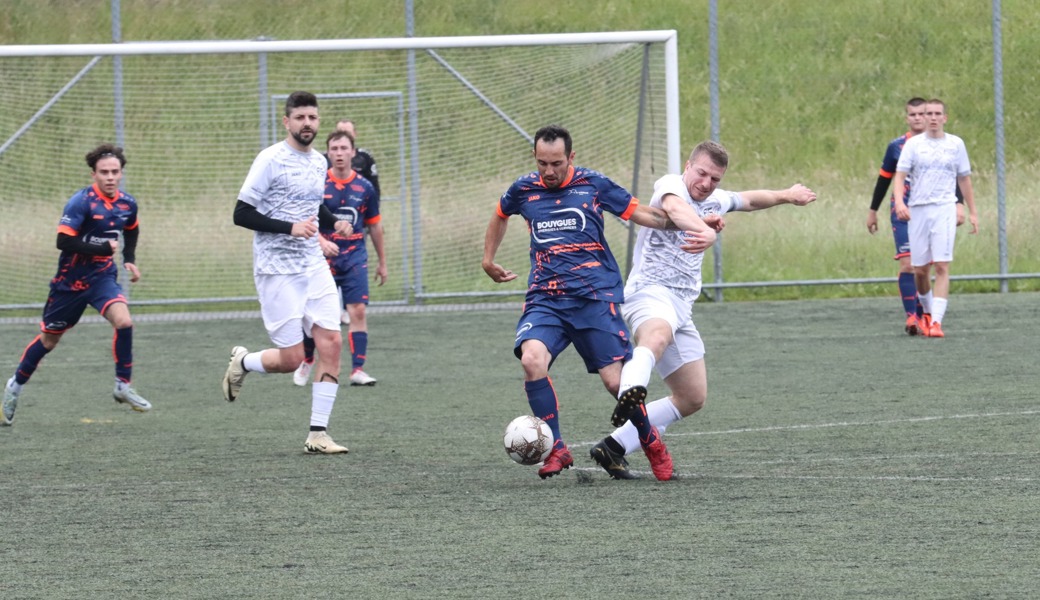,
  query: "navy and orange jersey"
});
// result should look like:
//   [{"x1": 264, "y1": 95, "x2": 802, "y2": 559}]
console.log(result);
[
  {"x1": 320, "y1": 169, "x2": 380, "y2": 276},
  {"x1": 51, "y1": 184, "x2": 139, "y2": 292},
  {"x1": 879, "y1": 131, "x2": 914, "y2": 201},
  {"x1": 498, "y1": 165, "x2": 638, "y2": 302}
]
